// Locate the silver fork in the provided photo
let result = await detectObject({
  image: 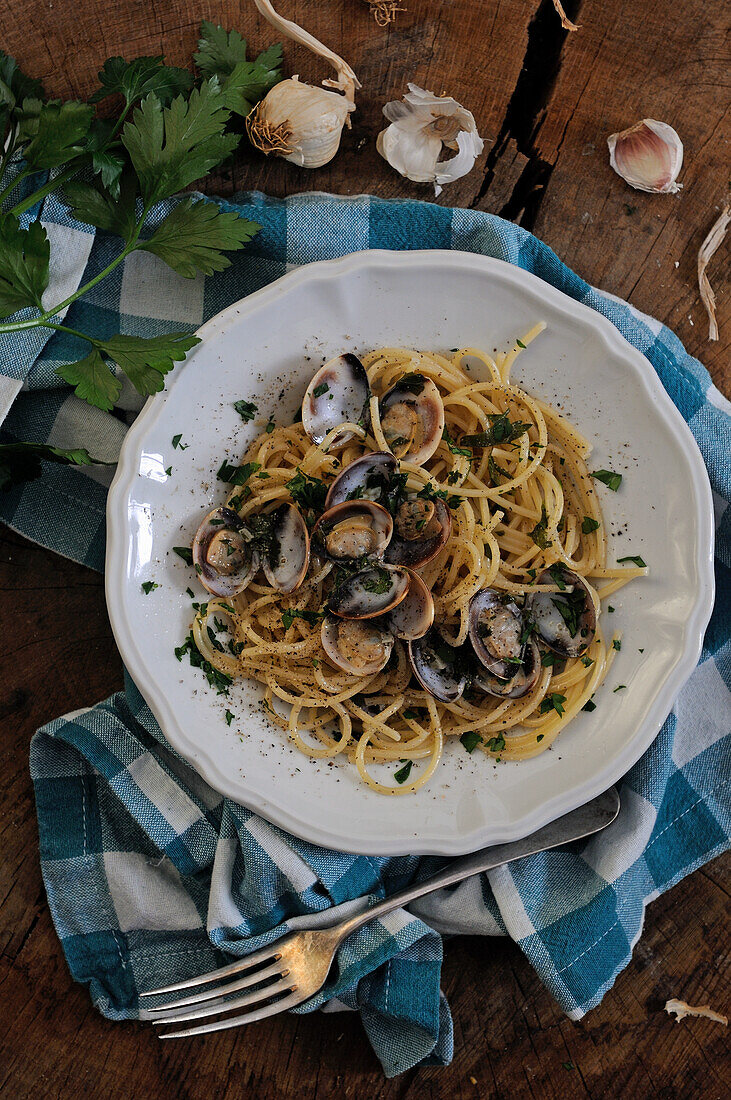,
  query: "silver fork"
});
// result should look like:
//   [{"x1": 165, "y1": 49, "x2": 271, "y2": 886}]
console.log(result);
[{"x1": 141, "y1": 787, "x2": 619, "y2": 1038}]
